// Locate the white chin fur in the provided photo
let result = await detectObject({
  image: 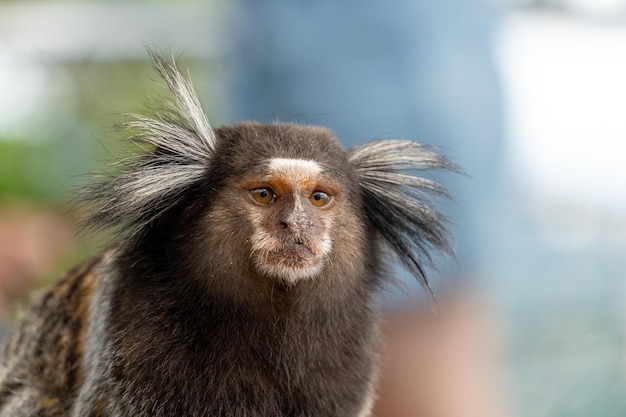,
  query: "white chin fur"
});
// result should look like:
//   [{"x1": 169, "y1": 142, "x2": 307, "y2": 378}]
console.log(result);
[
  {"x1": 254, "y1": 259, "x2": 326, "y2": 286},
  {"x1": 250, "y1": 230, "x2": 332, "y2": 285}
]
